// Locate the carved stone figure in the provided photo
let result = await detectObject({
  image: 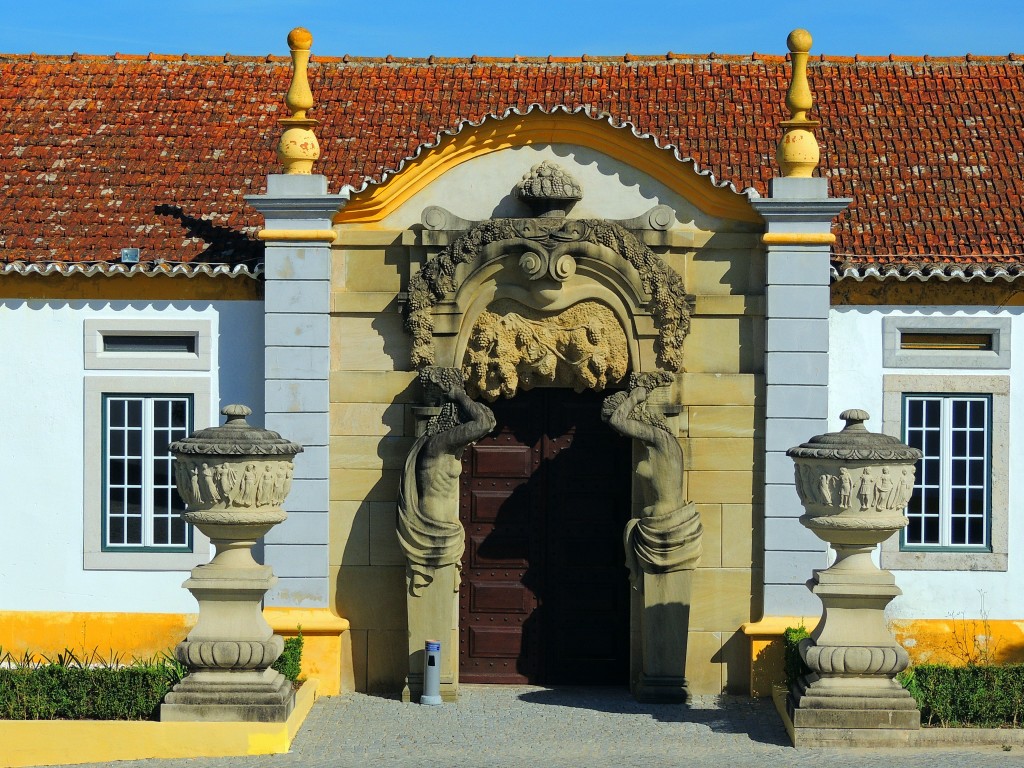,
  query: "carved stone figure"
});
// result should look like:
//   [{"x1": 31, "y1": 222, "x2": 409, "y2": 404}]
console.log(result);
[
  {"x1": 398, "y1": 367, "x2": 496, "y2": 596},
  {"x1": 218, "y1": 463, "x2": 238, "y2": 499},
  {"x1": 463, "y1": 299, "x2": 628, "y2": 400},
  {"x1": 200, "y1": 462, "x2": 220, "y2": 505},
  {"x1": 817, "y1": 472, "x2": 834, "y2": 507},
  {"x1": 896, "y1": 467, "x2": 914, "y2": 509},
  {"x1": 601, "y1": 371, "x2": 702, "y2": 589},
  {"x1": 238, "y1": 463, "x2": 258, "y2": 507},
  {"x1": 857, "y1": 468, "x2": 874, "y2": 511},
  {"x1": 839, "y1": 467, "x2": 853, "y2": 509},
  {"x1": 875, "y1": 467, "x2": 895, "y2": 511},
  {"x1": 189, "y1": 465, "x2": 202, "y2": 507}
]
